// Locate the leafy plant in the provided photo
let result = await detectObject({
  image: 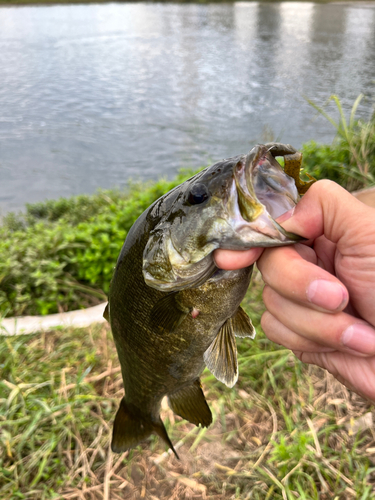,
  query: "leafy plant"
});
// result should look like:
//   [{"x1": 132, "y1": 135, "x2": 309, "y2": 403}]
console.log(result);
[
  {"x1": 0, "y1": 171, "x2": 199, "y2": 317},
  {"x1": 301, "y1": 140, "x2": 349, "y2": 186}
]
